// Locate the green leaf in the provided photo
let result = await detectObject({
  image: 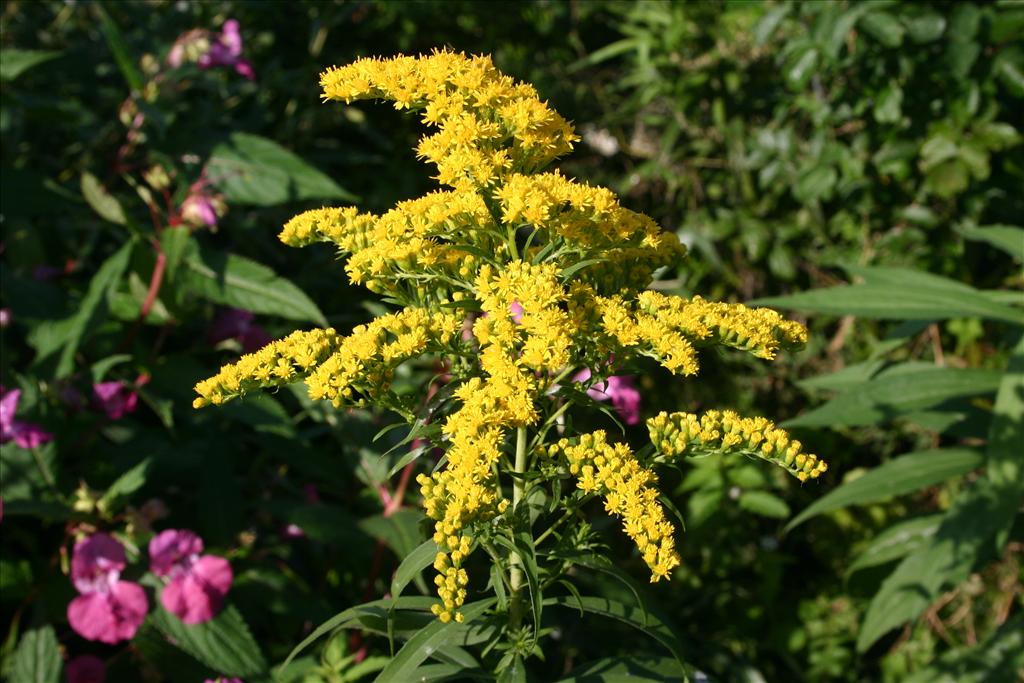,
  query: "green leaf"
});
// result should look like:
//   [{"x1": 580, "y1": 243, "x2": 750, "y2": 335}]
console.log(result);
[
  {"x1": 786, "y1": 46, "x2": 819, "y2": 90},
  {"x1": 784, "y1": 365, "x2": 1002, "y2": 428},
  {"x1": 787, "y1": 448, "x2": 983, "y2": 530},
  {"x1": 181, "y1": 246, "x2": 327, "y2": 326},
  {"x1": 857, "y1": 337, "x2": 1024, "y2": 652},
  {"x1": 390, "y1": 539, "x2": 439, "y2": 601},
  {"x1": 150, "y1": 603, "x2": 267, "y2": 677},
  {"x1": 798, "y1": 359, "x2": 889, "y2": 392},
  {"x1": 793, "y1": 165, "x2": 837, "y2": 202},
  {"x1": 847, "y1": 515, "x2": 942, "y2": 575},
  {"x1": 55, "y1": 242, "x2": 134, "y2": 377},
  {"x1": 752, "y1": 272, "x2": 1024, "y2": 325},
  {"x1": 207, "y1": 132, "x2": 357, "y2": 206},
  {"x1": 359, "y1": 508, "x2": 425, "y2": 560},
  {"x1": 556, "y1": 656, "x2": 685, "y2": 682},
  {"x1": 753, "y1": 4, "x2": 791, "y2": 45},
  {"x1": 904, "y1": 13, "x2": 946, "y2": 43},
  {"x1": 8, "y1": 625, "x2": 61, "y2": 683},
  {"x1": 0, "y1": 49, "x2": 61, "y2": 81},
  {"x1": 546, "y1": 596, "x2": 690, "y2": 676},
  {"x1": 371, "y1": 599, "x2": 496, "y2": 683},
  {"x1": 957, "y1": 224, "x2": 1024, "y2": 262},
  {"x1": 94, "y1": 5, "x2": 143, "y2": 92},
  {"x1": 98, "y1": 457, "x2": 152, "y2": 514},
  {"x1": 902, "y1": 614, "x2": 1024, "y2": 683},
  {"x1": 860, "y1": 11, "x2": 904, "y2": 47},
  {"x1": 81, "y1": 172, "x2": 127, "y2": 225},
  {"x1": 874, "y1": 85, "x2": 903, "y2": 124},
  {"x1": 738, "y1": 490, "x2": 791, "y2": 519}
]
